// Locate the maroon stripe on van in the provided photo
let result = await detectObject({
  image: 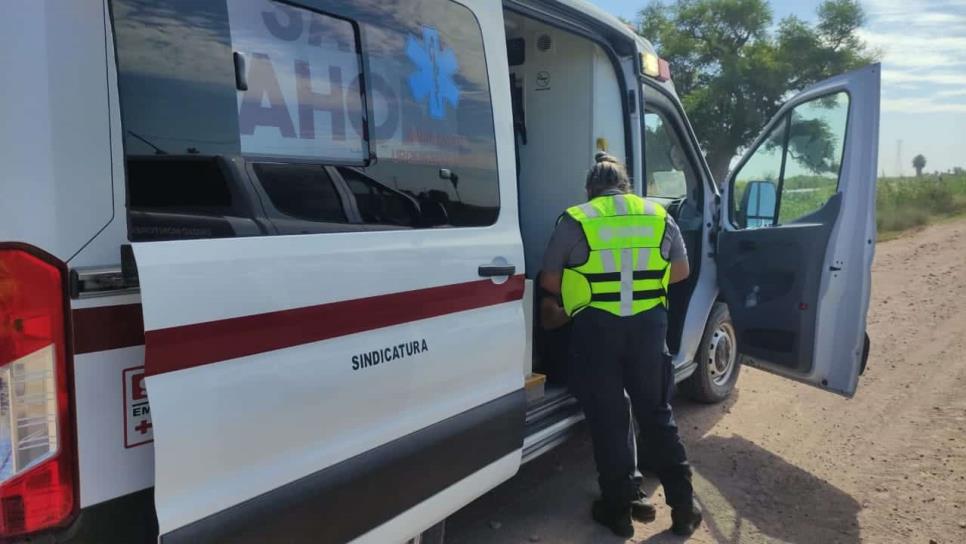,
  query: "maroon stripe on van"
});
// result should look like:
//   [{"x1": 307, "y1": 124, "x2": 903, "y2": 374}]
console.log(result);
[
  {"x1": 72, "y1": 303, "x2": 146, "y2": 354},
  {"x1": 144, "y1": 276, "x2": 525, "y2": 376}
]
